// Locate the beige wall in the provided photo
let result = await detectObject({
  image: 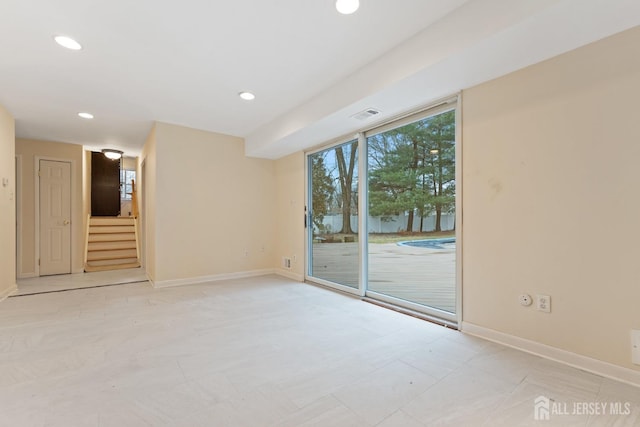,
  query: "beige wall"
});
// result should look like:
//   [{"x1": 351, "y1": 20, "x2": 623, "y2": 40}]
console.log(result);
[
  {"x1": 462, "y1": 26, "x2": 640, "y2": 371},
  {"x1": 121, "y1": 156, "x2": 136, "y2": 170},
  {"x1": 271, "y1": 27, "x2": 640, "y2": 373},
  {"x1": 148, "y1": 122, "x2": 276, "y2": 284},
  {"x1": 275, "y1": 151, "x2": 305, "y2": 279},
  {"x1": 140, "y1": 125, "x2": 157, "y2": 282},
  {"x1": 15, "y1": 139, "x2": 84, "y2": 276},
  {"x1": 0, "y1": 104, "x2": 16, "y2": 299}
]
